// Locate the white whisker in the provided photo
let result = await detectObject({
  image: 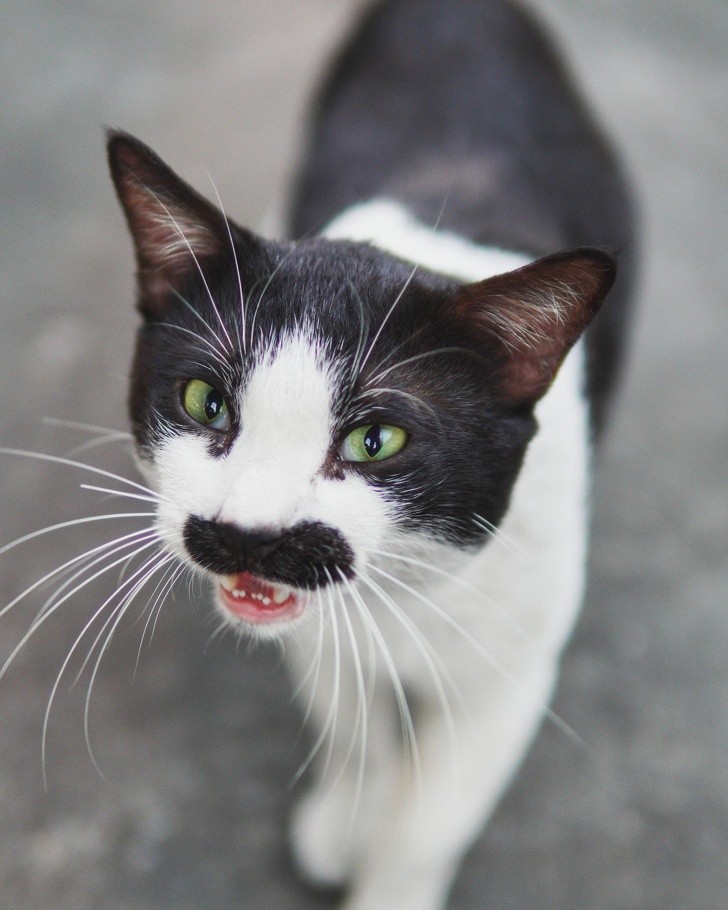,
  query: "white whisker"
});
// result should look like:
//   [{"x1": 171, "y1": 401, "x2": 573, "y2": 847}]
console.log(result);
[
  {"x1": 79, "y1": 484, "x2": 161, "y2": 505},
  {"x1": 33, "y1": 528, "x2": 162, "y2": 625},
  {"x1": 206, "y1": 170, "x2": 247, "y2": 355},
  {"x1": 358, "y1": 262, "x2": 419, "y2": 379},
  {"x1": 355, "y1": 566, "x2": 463, "y2": 770},
  {"x1": 291, "y1": 588, "x2": 325, "y2": 726},
  {"x1": 333, "y1": 580, "x2": 367, "y2": 839},
  {"x1": 0, "y1": 512, "x2": 156, "y2": 563},
  {"x1": 292, "y1": 581, "x2": 340, "y2": 787},
  {"x1": 65, "y1": 433, "x2": 134, "y2": 459},
  {"x1": 81, "y1": 550, "x2": 175, "y2": 779},
  {"x1": 150, "y1": 317, "x2": 231, "y2": 374},
  {"x1": 134, "y1": 558, "x2": 184, "y2": 675},
  {"x1": 41, "y1": 417, "x2": 132, "y2": 439},
  {"x1": 369, "y1": 346, "x2": 485, "y2": 386},
  {"x1": 367, "y1": 547, "x2": 536, "y2": 651},
  {"x1": 472, "y1": 513, "x2": 531, "y2": 561},
  {"x1": 367, "y1": 562, "x2": 588, "y2": 751},
  {"x1": 337, "y1": 570, "x2": 422, "y2": 796},
  {"x1": 0, "y1": 447, "x2": 163, "y2": 501}
]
